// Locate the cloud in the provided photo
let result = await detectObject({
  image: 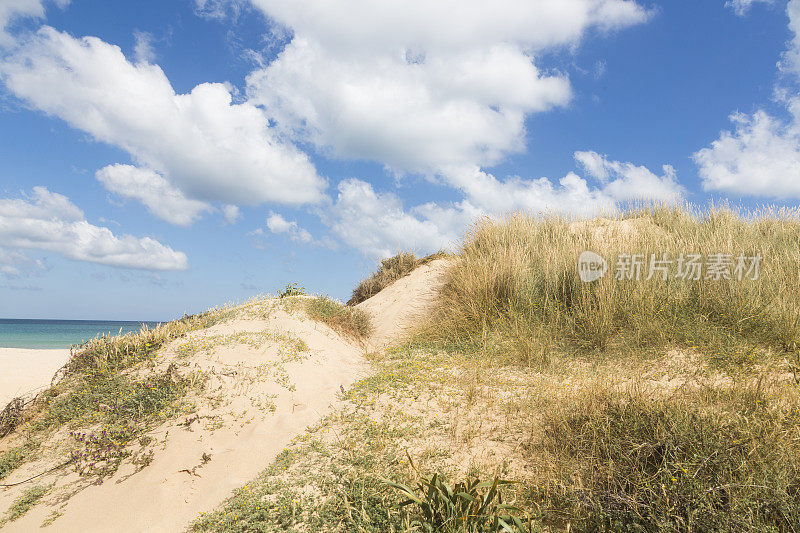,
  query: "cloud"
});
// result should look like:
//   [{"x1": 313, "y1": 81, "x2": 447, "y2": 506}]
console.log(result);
[
  {"x1": 246, "y1": 0, "x2": 651, "y2": 174},
  {"x1": 0, "y1": 187, "x2": 188, "y2": 270},
  {"x1": 324, "y1": 179, "x2": 469, "y2": 259},
  {"x1": 194, "y1": 0, "x2": 247, "y2": 20},
  {"x1": 0, "y1": 0, "x2": 68, "y2": 47},
  {"x1": 96, "y1": 164, "x2": 213, "y2": 226},
  {"x1": 0, "y1": 248, "x2": 46, "y2": 279},
  {"x1": 265, "y1": 212, "x2": 314, "y2": 244},
  {"x1": 328, "y1": 153, "x2": 684, "y2": 259},
  {"x1": 725, "y1": 0, "x2": 773, "y2": 16},
  {"x1": 264, "y1": 210, "x2": 337, "y2": 248},
  {"x1": 695, "y1": 0, "x2": 800, "y2": 199},
  {"x1": 247, "y1": 0, "x2": 651, "y2": 53},
  {"x1": 694, "y1": 104, "x2": 800, "y2": 199},
  {"x1": 222, "y1": 205, "x2": 241, "y2": 225},
  {"x1": 1, "y1": 26, "x2": 326, "y2": 208},
  {"x1": 443, "y1": 153, "x2": 682, "y2": 216},
  {"x1": 248, "y1": 40, "x2": 571, "y2": 173},
  {"x1": 573, "y1": 151, "x2": 684, "y2": 203},
  {"x1": 133, "y1": 30, "x2": 155, "y2": 63},
  {"x1": 782, "y1": 0, "x2": 800, "y2": 76}
]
